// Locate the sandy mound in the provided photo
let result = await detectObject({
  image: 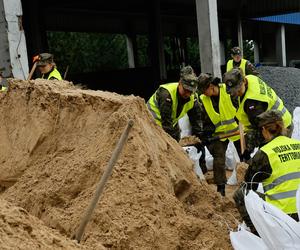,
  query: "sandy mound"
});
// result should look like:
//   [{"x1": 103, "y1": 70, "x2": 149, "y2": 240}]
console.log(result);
[
  {"x1": 0, "y1": 79, "x2": 239, "y2": 249},
  {"x1": 0, "y1": 198, "x2": 87, "y2": 250}
]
